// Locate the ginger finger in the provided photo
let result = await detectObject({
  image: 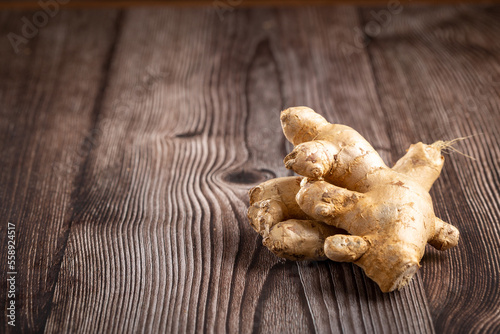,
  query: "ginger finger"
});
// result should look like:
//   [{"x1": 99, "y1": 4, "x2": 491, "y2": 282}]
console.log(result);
[
  {"x1": 296, "y1": 179, "x2": 363, "y2": 223},
  {"x1": 264, "y1": 219, "x2": 341, "y2": 261},
  {"x1": 281, "y1": 106, "x2": 387, "y2": 190},
  {"x1": 324, "y1": 235, "x2": 369, "y2": 262},
  {"x1": 428, "y1": 217, "x2": 460, "y2": 251},
  {"x1": 392, "y1": 142, "x2": 445, "y2": 191},
  {"x1": 248, "y1": 176, "x2": 307, "y2": 237}
]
